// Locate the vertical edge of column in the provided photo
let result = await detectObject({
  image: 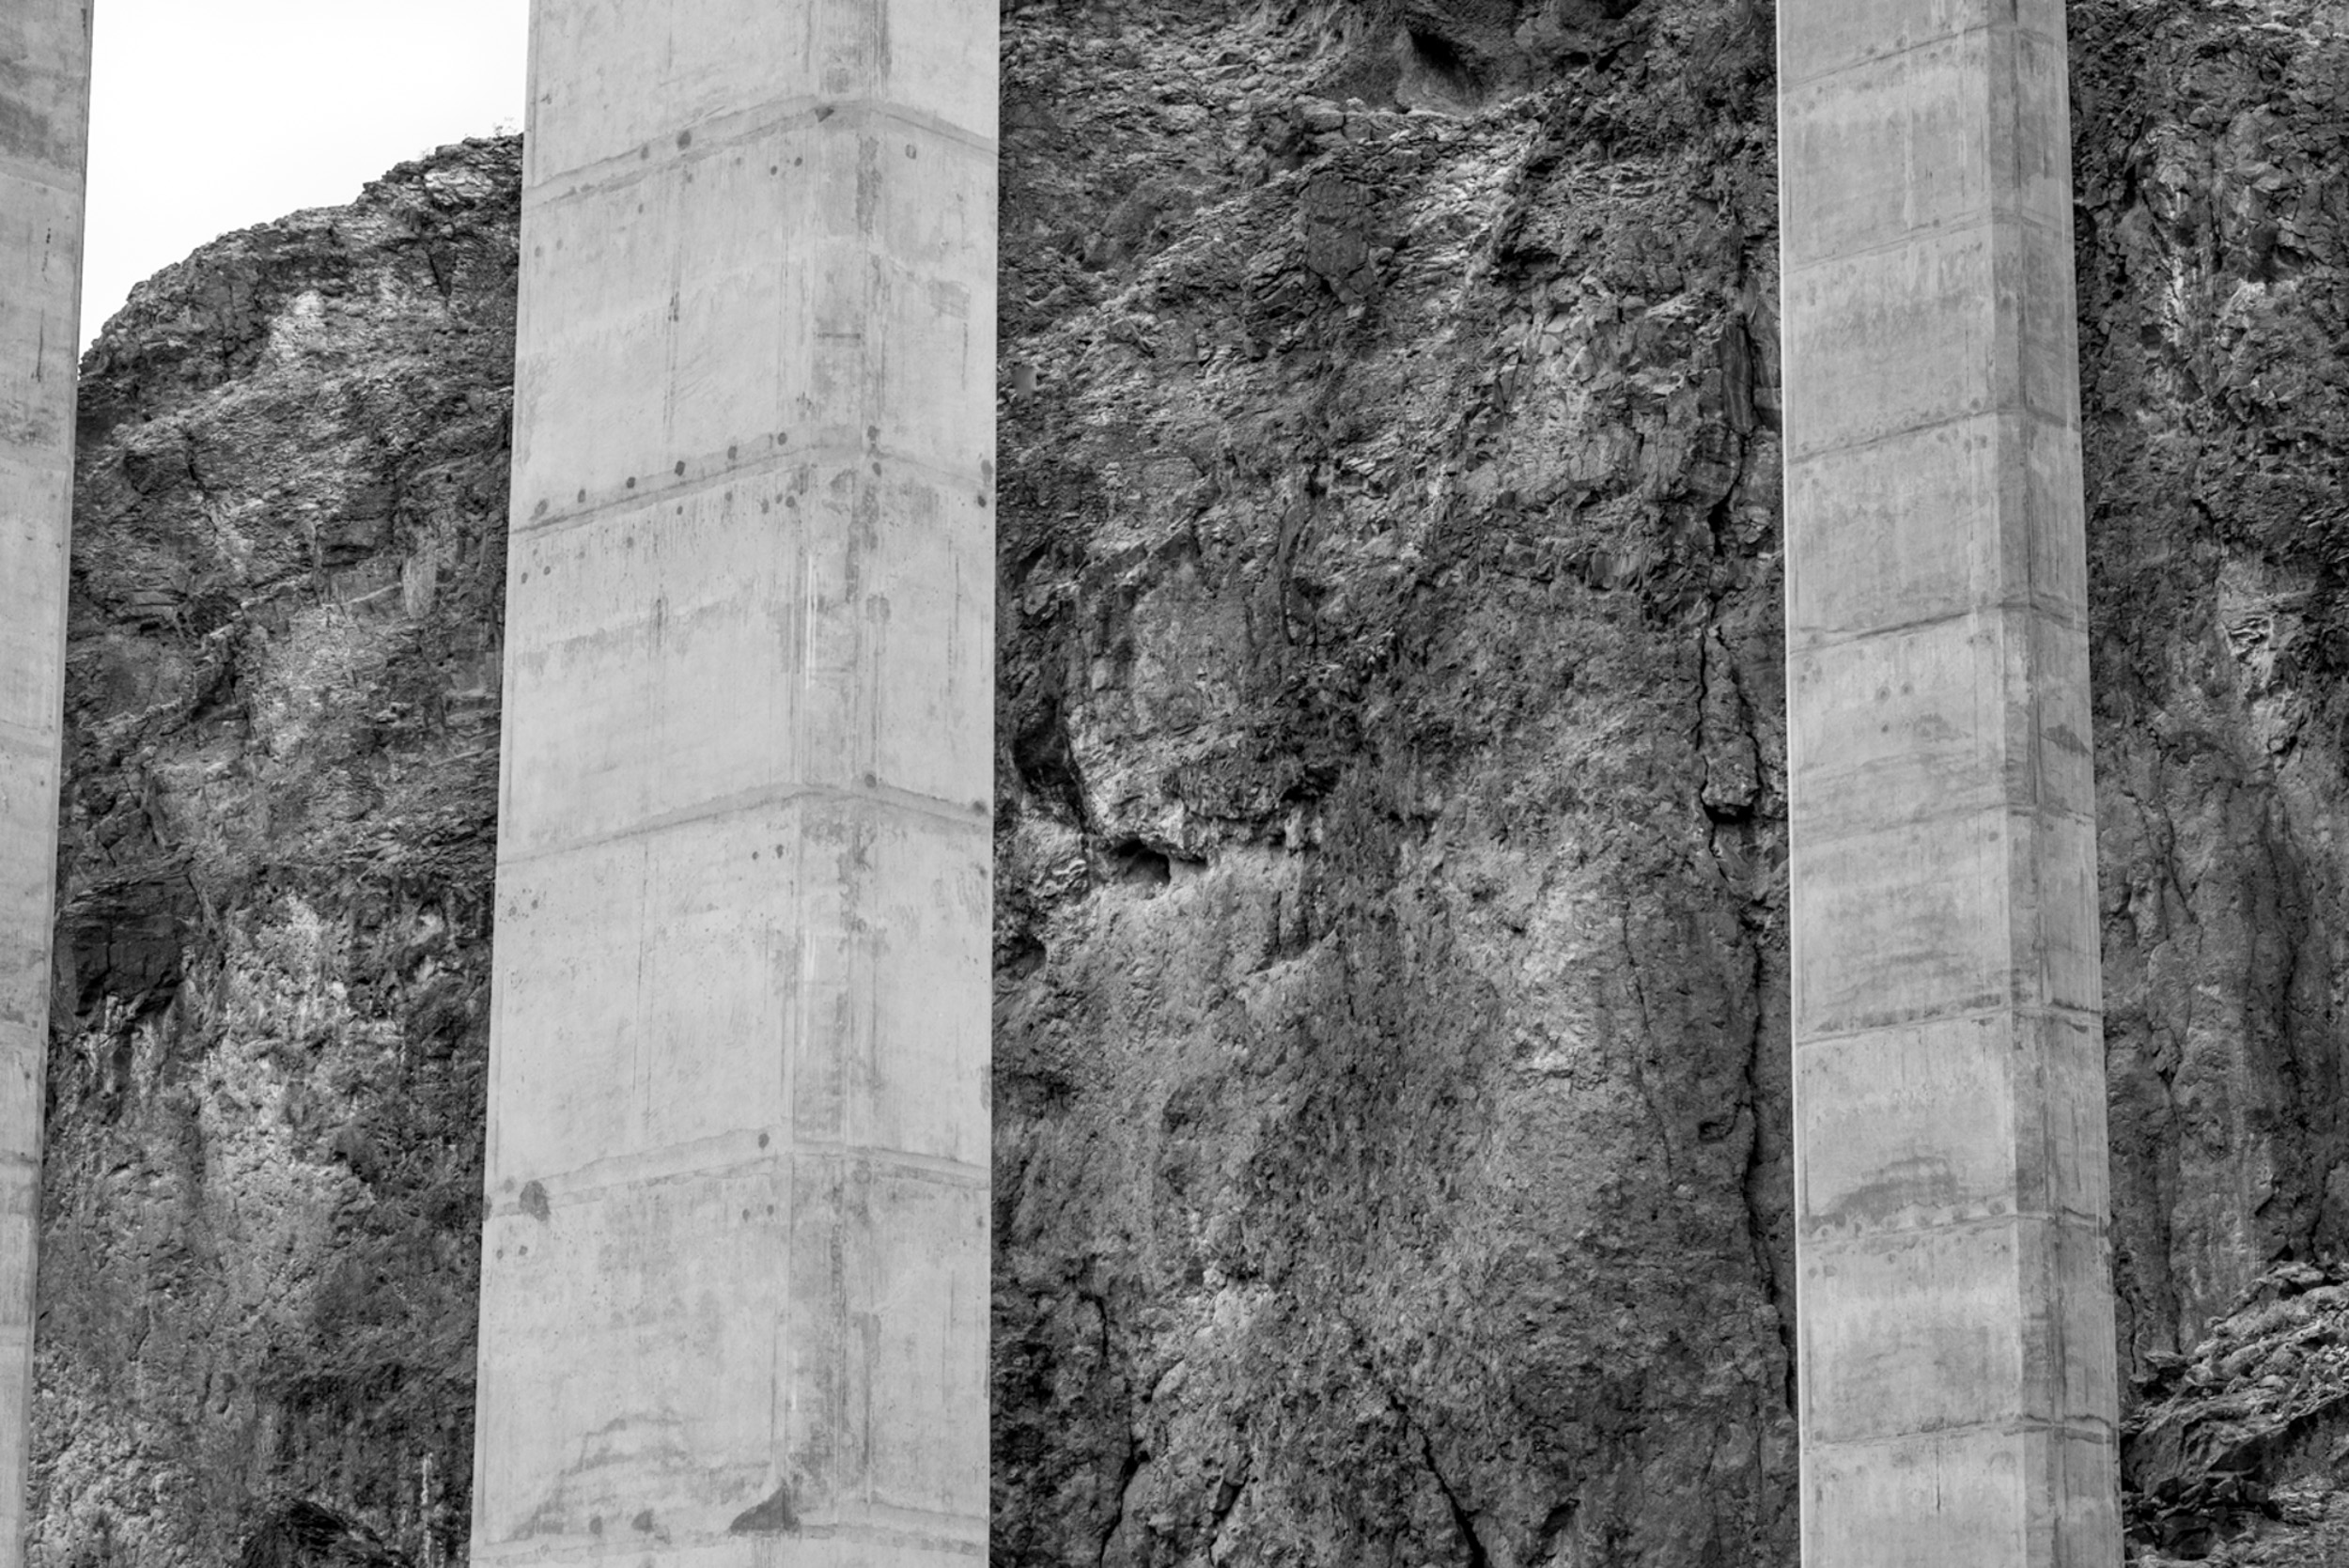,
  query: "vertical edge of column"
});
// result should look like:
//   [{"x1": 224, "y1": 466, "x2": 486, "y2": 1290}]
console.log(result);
[
  {"x1": 969, "y1": 0, "x2": 1000, "y2": 1543},
  {"x1": 0, "y1": 7, "x2": 91, "y2": 1568},
  {"x1": 1774, "y1": 1, "x2": 1819, "y2": 1541}
]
